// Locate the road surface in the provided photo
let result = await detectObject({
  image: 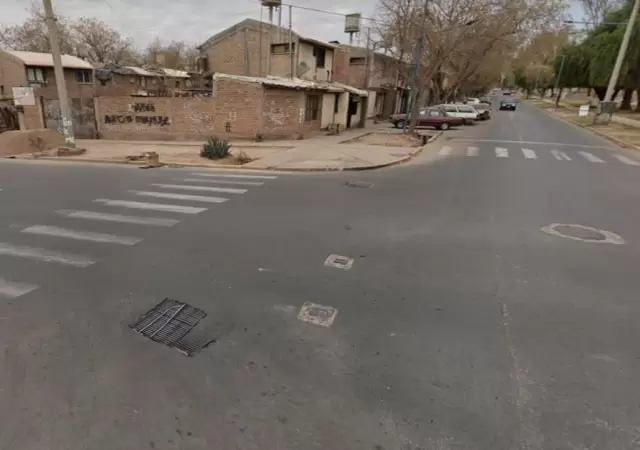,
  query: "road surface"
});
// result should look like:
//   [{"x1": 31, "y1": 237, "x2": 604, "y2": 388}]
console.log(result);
[{"x1": 1, "y1": 99, "x2": 640, "y2": 449}]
